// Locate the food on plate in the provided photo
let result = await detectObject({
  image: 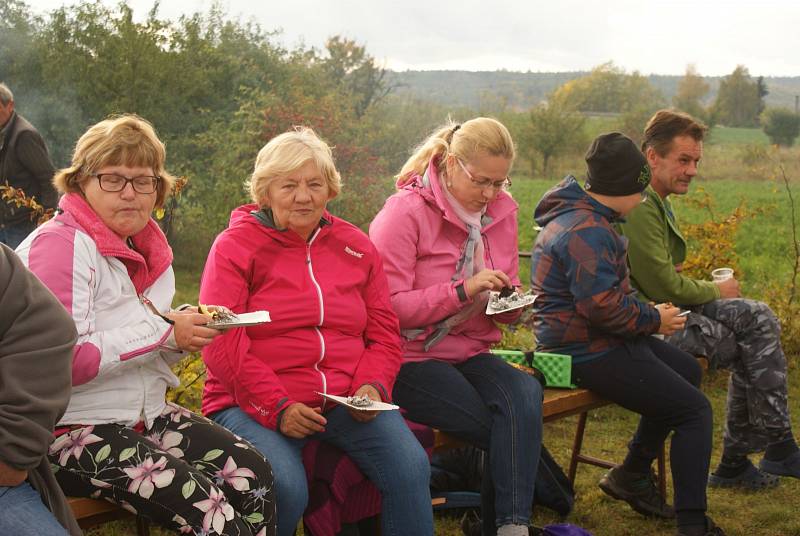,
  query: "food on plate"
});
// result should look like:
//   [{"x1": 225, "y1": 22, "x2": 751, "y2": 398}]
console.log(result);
[{"x1": 199, "y1": 303, "x2": 238, "y2": 323}]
